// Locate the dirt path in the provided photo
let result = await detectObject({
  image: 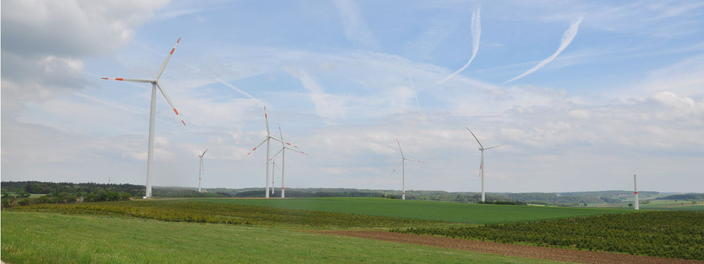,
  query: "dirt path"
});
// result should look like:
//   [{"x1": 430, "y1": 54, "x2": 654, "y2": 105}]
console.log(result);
[{"x1": 319, "y1": 230, "x2": 704, "y2": 264}]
